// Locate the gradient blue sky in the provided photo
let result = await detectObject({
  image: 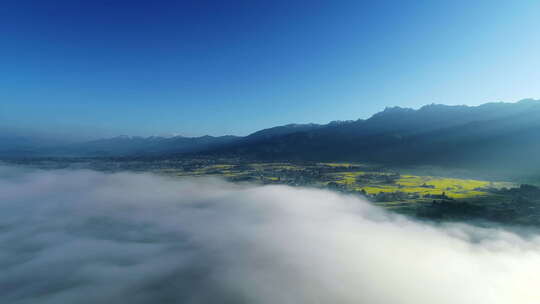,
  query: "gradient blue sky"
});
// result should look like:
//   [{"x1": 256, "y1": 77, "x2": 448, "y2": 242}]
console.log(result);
[{"x1": 2, "y1": 0, "x2": 539, "y2": 138}]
